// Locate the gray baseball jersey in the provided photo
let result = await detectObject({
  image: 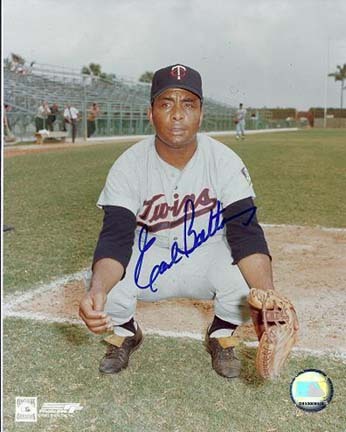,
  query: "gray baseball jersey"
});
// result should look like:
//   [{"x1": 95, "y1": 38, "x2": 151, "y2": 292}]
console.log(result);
[
  {"x1": 97, "y1": 133, "x2": 255, "y2": 251},
  {"x1": 97, "y1": 133, "x2": 256, "y2": 325}
]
